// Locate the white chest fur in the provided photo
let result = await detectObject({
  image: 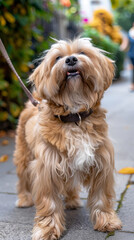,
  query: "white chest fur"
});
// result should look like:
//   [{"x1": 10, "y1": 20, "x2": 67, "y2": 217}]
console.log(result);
[{"x1": 65, "y1": 128, "x2": 96, "y2": 172}]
